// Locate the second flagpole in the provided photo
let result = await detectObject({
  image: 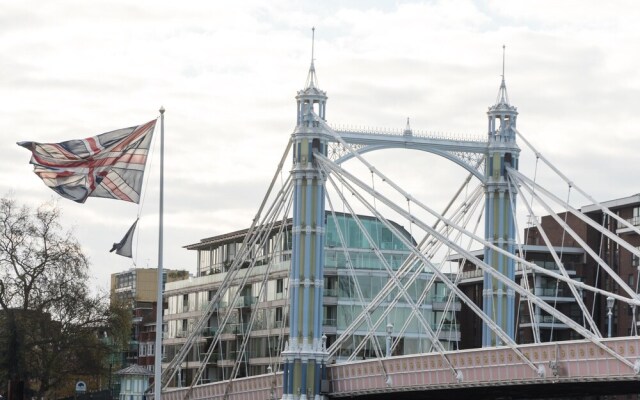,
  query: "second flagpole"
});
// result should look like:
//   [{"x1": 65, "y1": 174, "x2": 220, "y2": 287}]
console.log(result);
[{"x1": 154, "y1": 106, "x2": 165, "y2": 400}]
